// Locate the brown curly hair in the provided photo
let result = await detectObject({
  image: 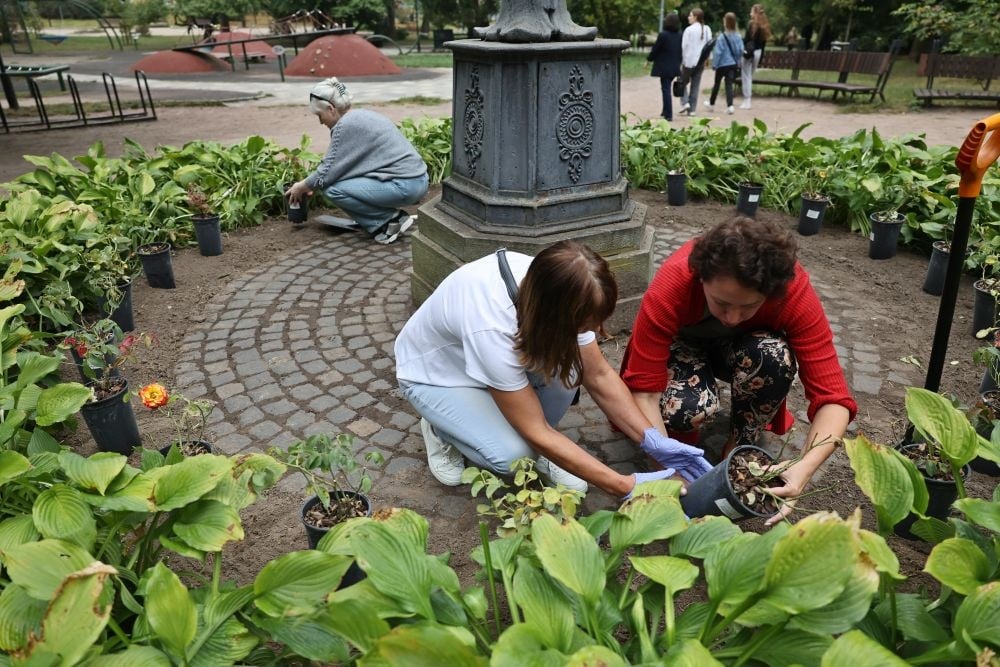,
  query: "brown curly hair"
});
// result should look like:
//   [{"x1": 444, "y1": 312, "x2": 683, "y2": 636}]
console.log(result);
[{"x1": 688, "y1": 216, "x2": 797, "y2": 297}]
